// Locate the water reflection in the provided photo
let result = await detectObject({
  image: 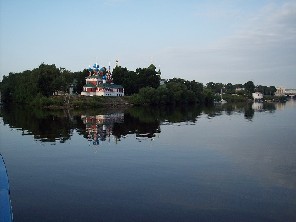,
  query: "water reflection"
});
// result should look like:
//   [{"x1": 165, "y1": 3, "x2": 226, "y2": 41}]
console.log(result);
[
  {"x1": 0, "y1": 102, "x2": 281, "y2": 143},
  {"x1": 0, "y1": 105, "x2": 74, "y2": 143},
  {"x1": 1, "y1": 101, "x2": 296, "y2": 222},
  {"x1": 212, "y1": 102, "x2": 276, "y2": 121},
  {"x1": 252, "y1": 102, "x2": 263, "y2": 110},
  {"x1": 81, "y1": 113, "x2": 124, "y2": 145}
]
